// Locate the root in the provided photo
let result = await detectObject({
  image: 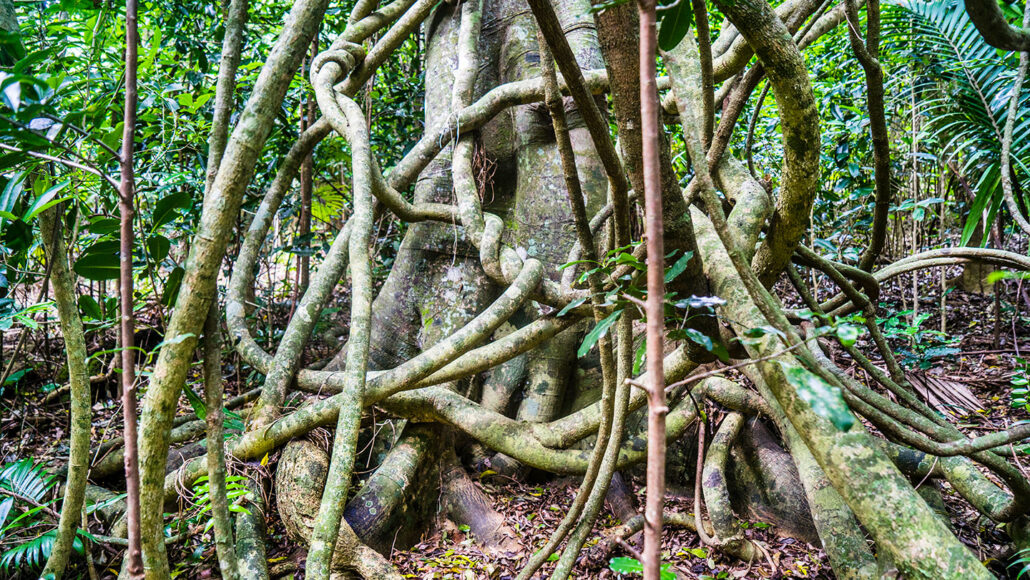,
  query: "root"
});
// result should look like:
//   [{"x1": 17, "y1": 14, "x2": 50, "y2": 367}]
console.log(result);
[
  {"x1": 440, "y1": 448, "x2": 520, "y2": 555},
  {"x1": 727, "y1": 419, "x2": 819, "y2": 544},
  {"x1": 344, "y1": 424, "x2": 441, "y2": 550}
]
